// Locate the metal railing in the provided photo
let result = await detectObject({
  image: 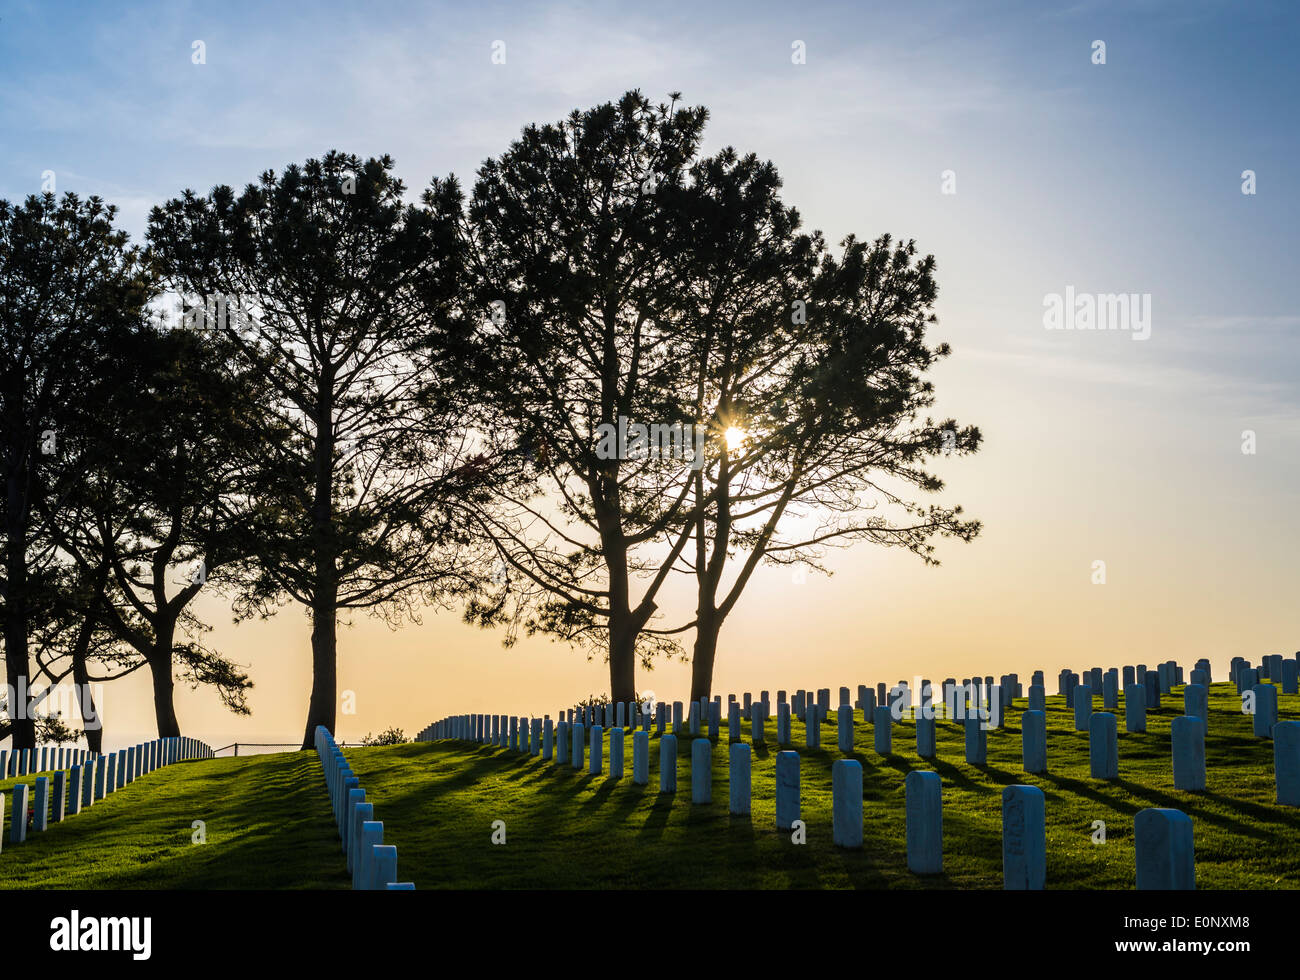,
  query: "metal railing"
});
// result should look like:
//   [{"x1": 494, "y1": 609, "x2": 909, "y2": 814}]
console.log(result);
[{"x1": 210, "y1": 741, "x2": 363, "y2": 757}]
